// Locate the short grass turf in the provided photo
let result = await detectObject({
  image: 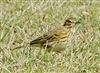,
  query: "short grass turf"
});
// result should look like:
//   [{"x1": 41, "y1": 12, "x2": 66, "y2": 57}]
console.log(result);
[{"x1": 0, "y1": 0, "x2": 100, "y2": 73}]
